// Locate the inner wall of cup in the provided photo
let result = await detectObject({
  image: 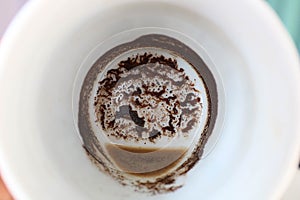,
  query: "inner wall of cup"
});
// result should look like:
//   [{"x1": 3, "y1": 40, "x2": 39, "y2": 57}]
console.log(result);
[
  {"x1": 34, "y1": 1, "x2": 254, "y2": 198},
  {"x1": 3, "y1": 0, "x2": 298, "y2": 199}
]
